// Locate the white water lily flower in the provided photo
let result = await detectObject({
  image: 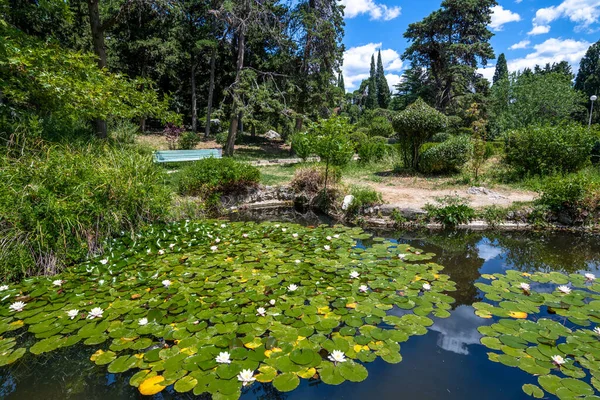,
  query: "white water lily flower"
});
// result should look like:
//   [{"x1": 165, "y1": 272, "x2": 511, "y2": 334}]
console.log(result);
[
  {"x1": 326, "y1": 236, "x2": 332, "y2": 241},
  {"x1": 295, "y1": 260, "x2": 301, "y2": 264},
  {"x1": 551, "y1": 355, "x2": 566, "y2": 366},
  {"x1": 216, "y1": 351, "x2": 231, "y2": 364},
  {"x1": 398, "y1": 254, "x2": 407, "y2": 260},
  {"x1": 98, "y1": 280, "x2": 105, "y2": 285},
  {"x1": 242, "y1": 234, "x2": 249, "y2": 238},
  {"x1": 595, "y1": 327, "x2": 600, "y2": 336},
  {"x1": 422, "y1": 283, "x2": 432, "y2": 291},
  {"x1": 0, "y1": 285, "x2": 8, "y2": 292},
  {"x1": 221, "y1": 224, "x2": 227, "y2": 228},
  {"x1": 269, "y1": 299, "x2": 276, "y2": 306},
  {"x1": 67, "y1": 309, "x2": 79, "y2": 319},
  {"x1": 359, "y1": 285, "x2": 368, "y2": 293},
  {"x1": 256, "y1": 307, "x2": 266, "y2": 317},
  {"x1": 162, "y1": 280, "x2": 172, "y2": 288},
  {"x1": 520, "y1": 283, "x2": 531, "y2": 291},
  {"x1": 328, "y1": 350, "x2": 347, "y2": 364},
  {"x1": 324, "y1": 245, "x2": 331, "y2": 251},
  {"x1": 158, "y1": 250, "x2": 165, "y2": 255},
  {"x1": 350, "y1": 271, "x2": 360, "y2": 279},
  {"x1": 334, "y1": 234, "x2": 340, "y2": 239},
  {"x1": 100, "y1": 259, "x2": 108, "y2": 265},
  {"x1": 9, "y1": 301, "x2": 26, "y2": 312},
  {"x1": 558, "y1": 285, "x2": 572, "y2": 294},
  {"x1": 288, "y1": 284, "x2": 298, "y2": 292},
  {"x1": 237, "y1": 369, "x2": 256, "y2": 386},
  {"x1": 275, "y1": 224, "x2": 280, "y2": 228},
  {"x1": 138, "y1": 318, "x2": 148, "y2": 326},
  {"x1": 146, "y1": 249, "x2": 152, "y2": 254},
  {"x1": 585, "y1": 273, "x2": 596, "y2": 281},
  {"x1": 215, "y1": 238, "x2": 221, "y2": 243},
  {"x1": 210, "y1": 246, "x2": 218, "y2": 252},
  {"x1": 53, "y1": 280, "x2": 63, "y2": 287},
  {"x1": 282, "y1": 228, "x2": 287, "y2": 232},
  {"x1": 87, "y1": 307, "x2": 103, "y2": 319},
  {"x1": 292, "y1": 233, "x2": 299, "y2": 238}
]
